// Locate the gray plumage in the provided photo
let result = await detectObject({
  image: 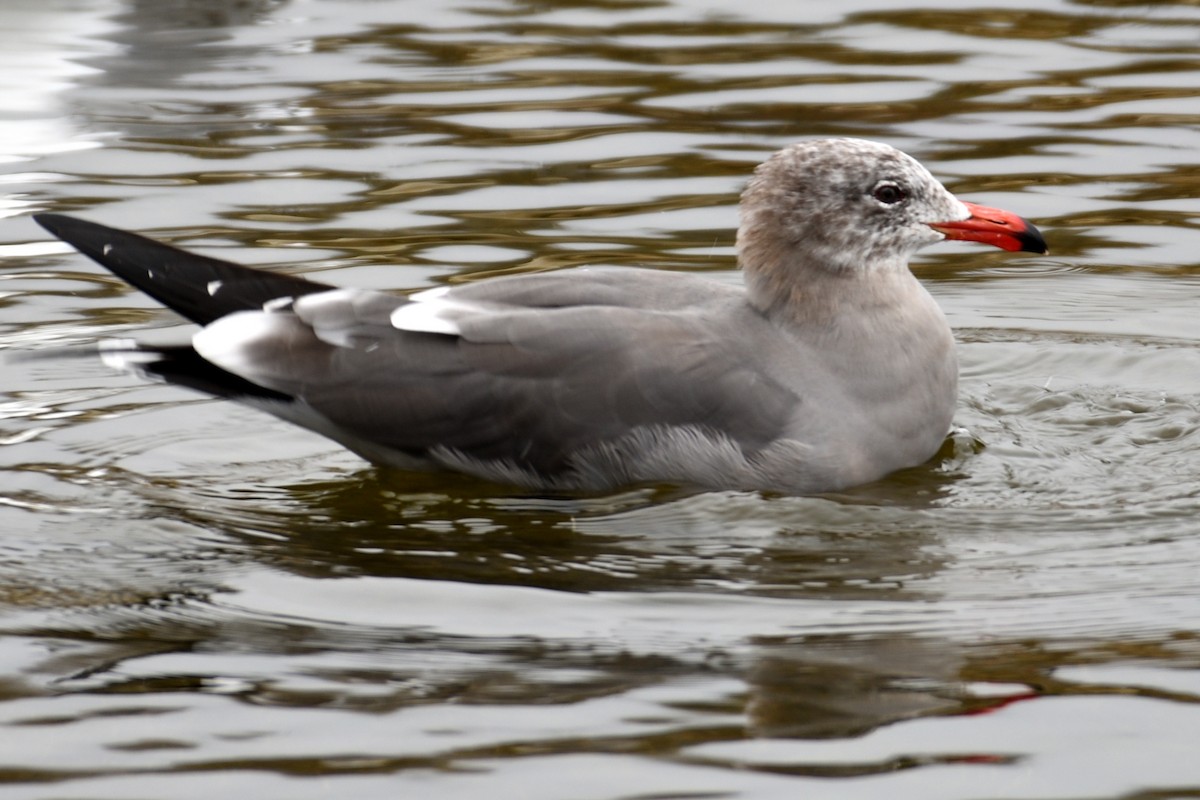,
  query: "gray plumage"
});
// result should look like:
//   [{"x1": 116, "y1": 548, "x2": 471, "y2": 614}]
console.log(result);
[{"x1": 33, "y1": 138, "x2": 1047, "y2": 494}]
